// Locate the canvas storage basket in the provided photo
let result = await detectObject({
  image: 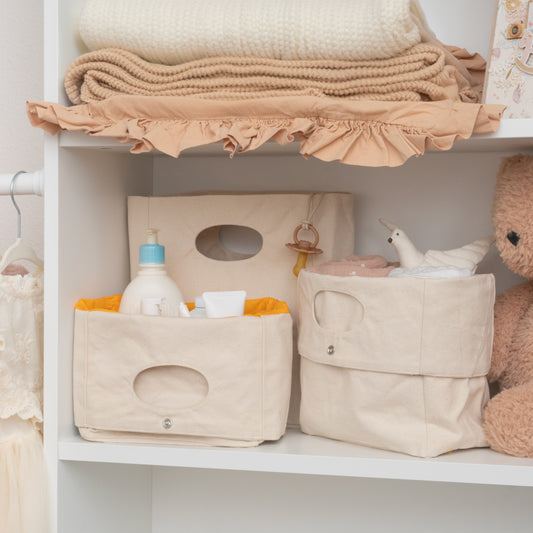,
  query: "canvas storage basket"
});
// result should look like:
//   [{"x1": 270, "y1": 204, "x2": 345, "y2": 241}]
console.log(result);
[
  {"x1": 297, "y1": 270, "x2": 495, "y2": 457},
  {"x1": 127, "y1": 192, "x2": 355, "y2": 426},
  {"x1": 73, "y1": 301, "x2": 292, "y2": 447}
]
